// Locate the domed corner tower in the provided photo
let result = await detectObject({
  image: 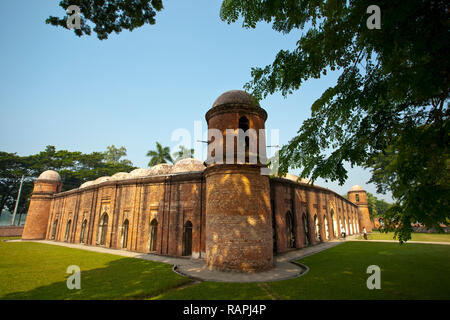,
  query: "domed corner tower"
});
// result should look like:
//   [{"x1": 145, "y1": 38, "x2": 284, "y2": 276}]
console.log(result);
[
  {"x1": 348, "y1": 185, "x2": 372, "y2": 232},
  {"x1": 204, "y1": 90, "x2": 273, "y2": 272},
  {"x1": 22, "y1": 170, "x2": 62, "y2": 240}
]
